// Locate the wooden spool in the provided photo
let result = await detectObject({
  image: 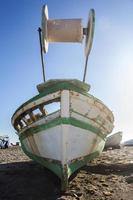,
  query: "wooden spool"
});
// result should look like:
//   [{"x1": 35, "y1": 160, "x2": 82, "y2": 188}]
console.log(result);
[
  {"x1": 41, "y1": 5, "x2": 84, "y2": 53},
  {"x1": 41, "y1": 4, "x2": 95, "y2": 82}
]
